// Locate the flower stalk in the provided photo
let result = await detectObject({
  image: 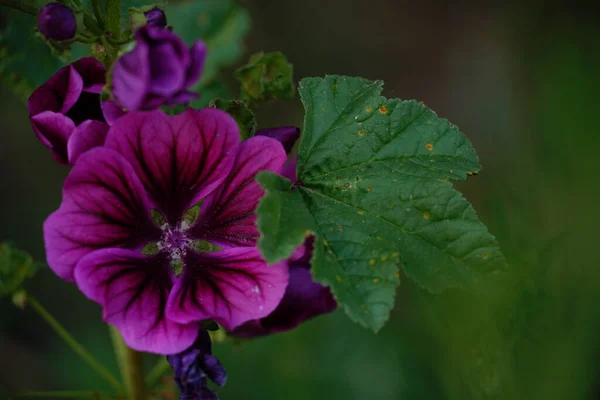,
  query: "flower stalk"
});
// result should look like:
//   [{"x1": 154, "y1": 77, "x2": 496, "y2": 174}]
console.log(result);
[
  {"x1": 25, "y1": 295, "x2": 123, "y2": 392},
  {"x1": 109, "y1": 326, "x2": 146, "y2": 400}
]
